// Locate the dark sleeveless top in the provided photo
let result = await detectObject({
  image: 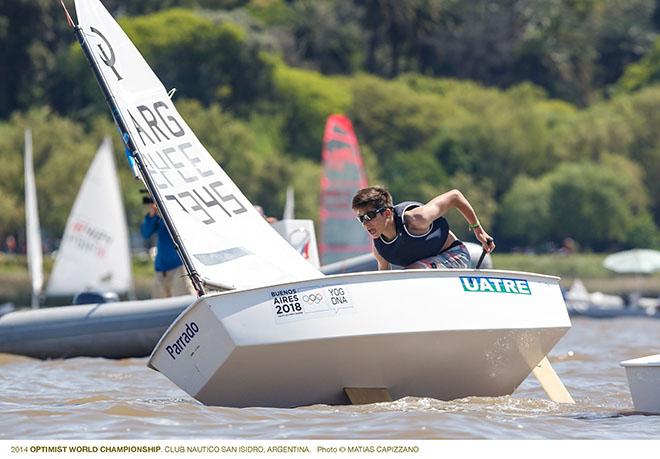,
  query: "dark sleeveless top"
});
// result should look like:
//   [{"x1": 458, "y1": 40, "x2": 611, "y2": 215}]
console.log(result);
[{"x1": 374, "y1": 201, "x2": 449, "y2": 267}]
